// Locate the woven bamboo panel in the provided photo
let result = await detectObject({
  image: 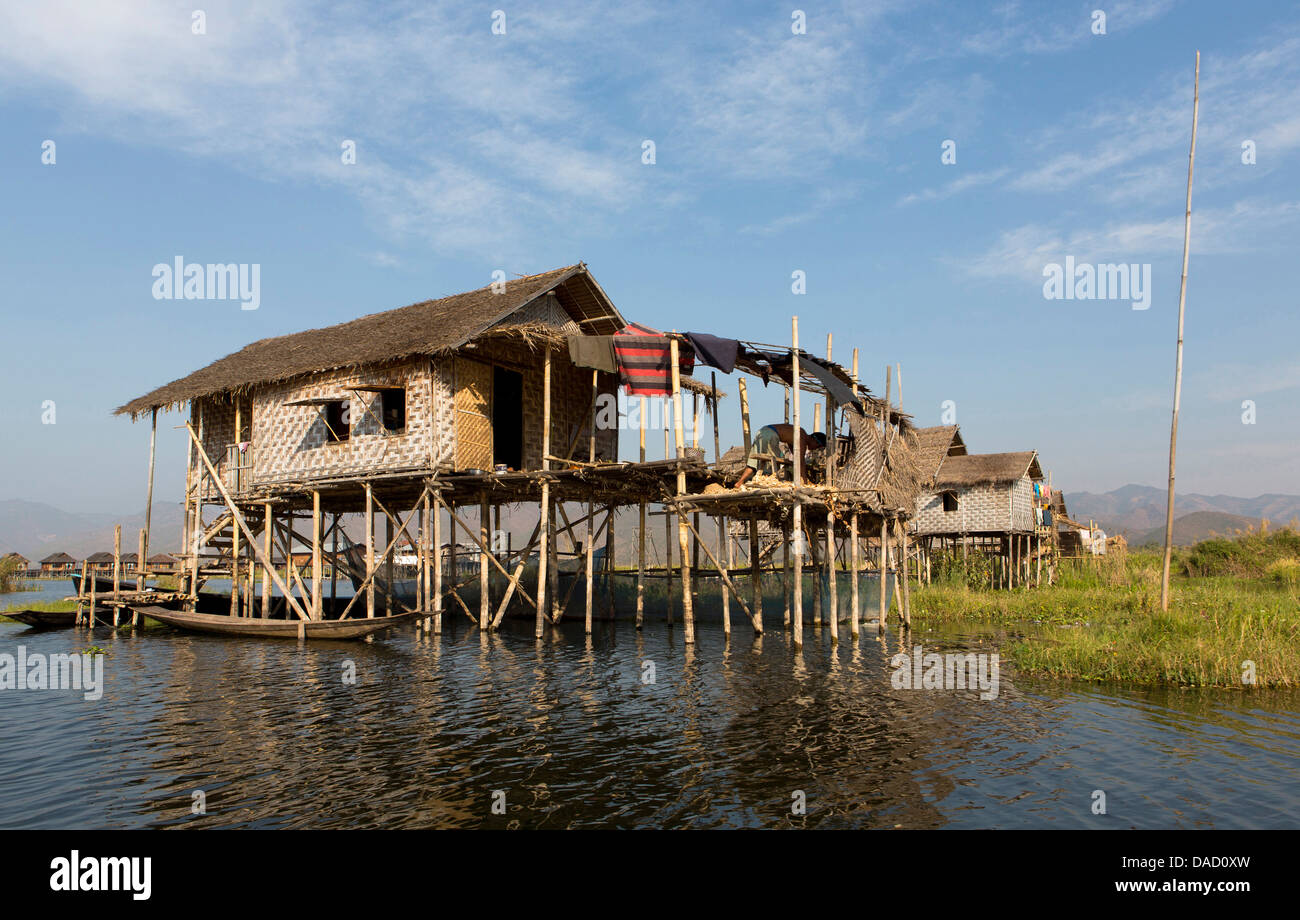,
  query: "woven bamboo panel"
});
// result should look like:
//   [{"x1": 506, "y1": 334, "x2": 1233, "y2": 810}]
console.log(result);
[
  {"x1": 839, "y1": 407, "x2": 883, "y2": 490},
  {"x1": 240, "y1": 358, "x2": 435, "y2": 489},
  {"x1": 455, "y1": 357, "x2": 493, "y2": 470}
]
